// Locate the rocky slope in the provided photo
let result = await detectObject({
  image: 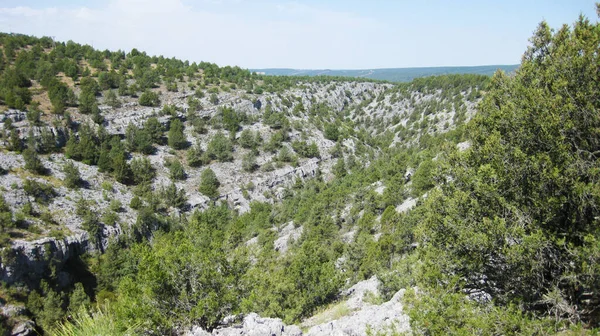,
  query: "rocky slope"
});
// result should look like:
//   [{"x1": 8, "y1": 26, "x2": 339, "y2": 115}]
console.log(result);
[
  {"x1": 186, "y1": 277, "x2": 410, "y2": 336},
  {"x1": 0, "y1": 72, "x2": 483, "y2": 334},
  {"x1": 0, "y1": 77, "x2": 480, "y2": 272}
]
